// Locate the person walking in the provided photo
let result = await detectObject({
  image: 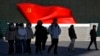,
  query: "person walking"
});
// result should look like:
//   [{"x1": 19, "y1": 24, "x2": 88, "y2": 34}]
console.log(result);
[
  {"x1": 5, "y1": 23, "x2": 16, "y2": 55},
  {"x1": 87, "y1": 25, "x2": 99, "y2": 50},
  {"x1": 26, "y1": 23, "x2": 34, "y2": 54},
  {"x1": 34, "y1": 20, "x2": 48, "y2": 55},
  {"x1": 47, "y1": 18, "x2": 61, "y2": 55},
  {"x1": 68, "y1": 25, "x2": 77, "y2": 51}
]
